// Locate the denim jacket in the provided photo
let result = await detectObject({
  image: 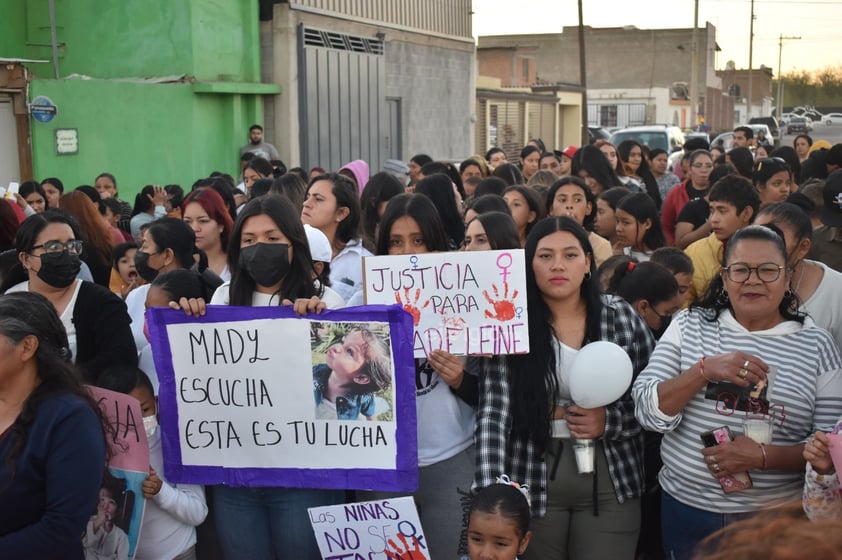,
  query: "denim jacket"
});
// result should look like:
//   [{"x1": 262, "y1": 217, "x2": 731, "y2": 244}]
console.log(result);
[{"x1": 313, "y1": 364, "x2": 375, "y2": 420}]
